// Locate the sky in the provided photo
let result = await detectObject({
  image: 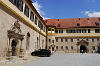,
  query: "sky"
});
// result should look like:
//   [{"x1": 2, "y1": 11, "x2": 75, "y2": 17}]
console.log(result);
[{"x1": 32, "y1": 0, "x2": 100, "y2": 19}]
